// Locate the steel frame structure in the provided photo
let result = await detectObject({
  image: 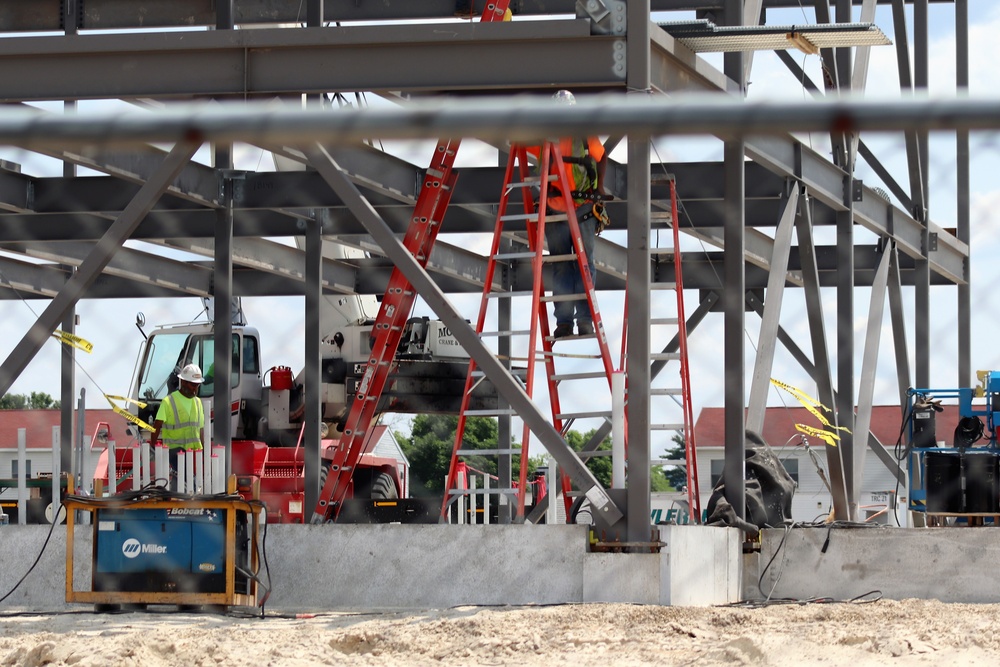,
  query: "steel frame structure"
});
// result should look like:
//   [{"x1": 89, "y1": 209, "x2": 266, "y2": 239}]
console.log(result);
[{"x1": 0, "y1": 0, "x2": 974, "y2": 534}]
